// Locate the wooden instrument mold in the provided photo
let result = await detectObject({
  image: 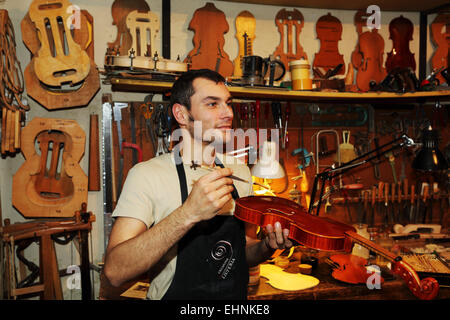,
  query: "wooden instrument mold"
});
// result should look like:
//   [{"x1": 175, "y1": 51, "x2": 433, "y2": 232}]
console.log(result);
[
  {"x1": 313, "y1": 13, "x2": 345, "y2": 76},
  {"x1": 21, "y1": 0, "x2": 99, "y2": 110},
  {"x1": 385, "y1": 15, "x2": 416, "y2": 73},
  {"x1": 104, "y1": 9, "x2": 187, "y2": 73},
  {"x1": 273, "y1": 9, "x2": 307, "y2": 72},
  {"x1": 233, "y1": 10, "x2": 256, "y2": 78},
  {"x1": 351, "y1": 10, "x2": 387, "y2": 92},
  {"x1": 185, "y1": 2, "x2": 234, "y2": 78},
  {"x1": 12, "y1": 118, "x2": 88, "y2": 218},
  {"x1": 235, "y1": 196, "x2": 439, "y2": 300}
]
